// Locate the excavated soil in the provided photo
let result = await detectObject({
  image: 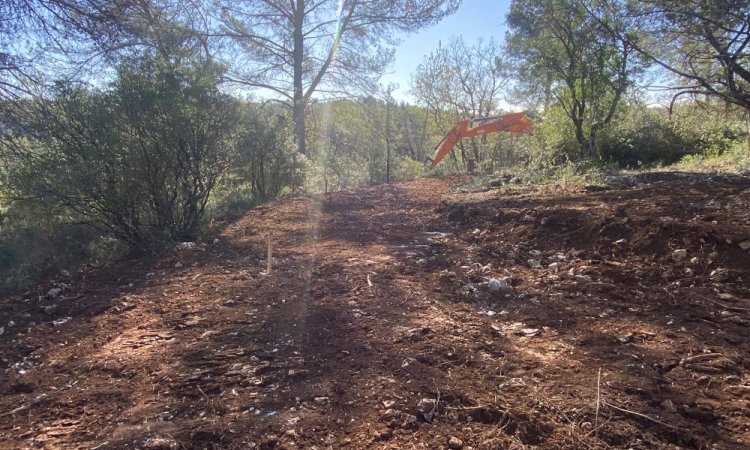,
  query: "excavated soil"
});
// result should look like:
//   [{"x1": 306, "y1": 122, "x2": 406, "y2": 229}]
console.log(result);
[{"x1": 1, "y1": 172, "x2": 750, "y2": 449}]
